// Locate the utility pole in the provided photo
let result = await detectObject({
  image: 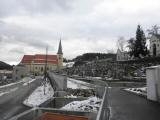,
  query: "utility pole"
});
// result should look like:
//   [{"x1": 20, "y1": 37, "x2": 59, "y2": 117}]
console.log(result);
[
  {"x1": 43, "y1": 46, "x2": 48, "y2": 95},
  {"x1": 44, "y1": 46, "x2": 48, "y2": 81}
]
